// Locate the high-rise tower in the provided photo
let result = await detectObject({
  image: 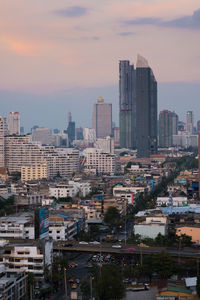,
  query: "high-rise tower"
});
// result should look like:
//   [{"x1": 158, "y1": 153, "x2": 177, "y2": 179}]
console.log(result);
[
  {"x1": 159, "y1": 110, "x2": 173, "y2": 148},
  {"x1": 8, "y1": 112, "x2": 20, "y2": 135},
  {"x1": 67, "y1": 112, "x2": 75, "y2": 146},
  {"x1": 136, "y1": 55, "x2": 157, "y2": 157},
  {"x1": 92, "y1": 97, "x2": 112, "y2": 138},
  {"x1": 0, "y1": 117, "x2": 8, "y2": 167},
  {"x1": 119, "y1": 61, "x2": 136, "y2": 149},
  {"x1": 186, "y1": 111, "x2": 194, "y2": 134}
]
